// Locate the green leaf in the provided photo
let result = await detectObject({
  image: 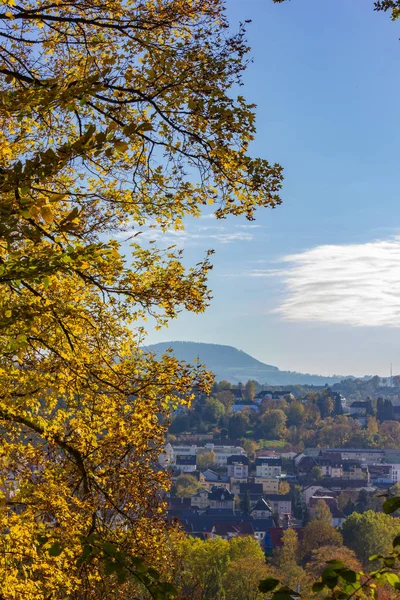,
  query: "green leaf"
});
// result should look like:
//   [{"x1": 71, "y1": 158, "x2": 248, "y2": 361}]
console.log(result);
[
  {"x1": 258, "y1": 577, "x2": 280, "y2": 593},
  {"x1": 369, "y1": 554, "x2": 384, "y2": 562},
  {"x1": 103, "y1": 558, "x2": 116, "y2": 575},
  {"x1": 383, "y1": 496, "x2": 400, "y2": 514},
  {"x1": 393, "y1": 535, "x2": 400, "y2": 547},
  {"x1": 385, "y1": 573, "x2": 399, "y2": 587},
  {"x1": 338, "y1": 569, "x2": 358, "y2": 583},
  {"x1": 48, "y1": 542, "x2": 63, "y2": 557},
  {"x1": 312, "y1": 582, "x2": 326, "y2": 592}
]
